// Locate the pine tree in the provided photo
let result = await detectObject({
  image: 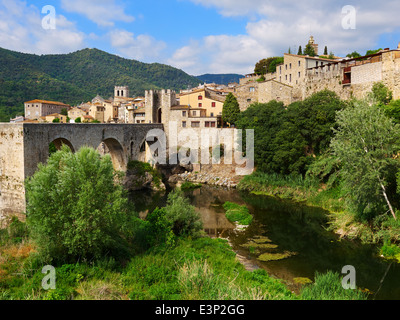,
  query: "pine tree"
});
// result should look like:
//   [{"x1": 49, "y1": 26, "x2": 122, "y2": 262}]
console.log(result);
[{"x1": 324, "y1": 46, "x2": 328, "y2": 55}]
